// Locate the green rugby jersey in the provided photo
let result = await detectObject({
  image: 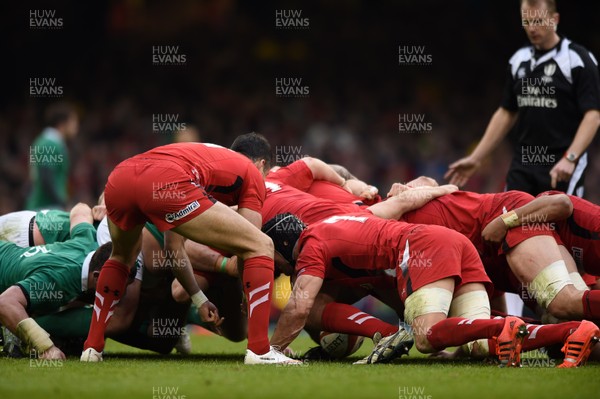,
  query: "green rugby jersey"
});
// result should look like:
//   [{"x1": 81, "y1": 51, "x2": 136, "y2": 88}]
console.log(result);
[
  {"x1": 0, "y1": 223, "x2": 97, "y2": 314},
  {"x1": 35, "y1": 209, "x2": 71, "y2": 244},
  {"x1": 26, "y1": 128, "x2": 69, "y2": 210}
]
